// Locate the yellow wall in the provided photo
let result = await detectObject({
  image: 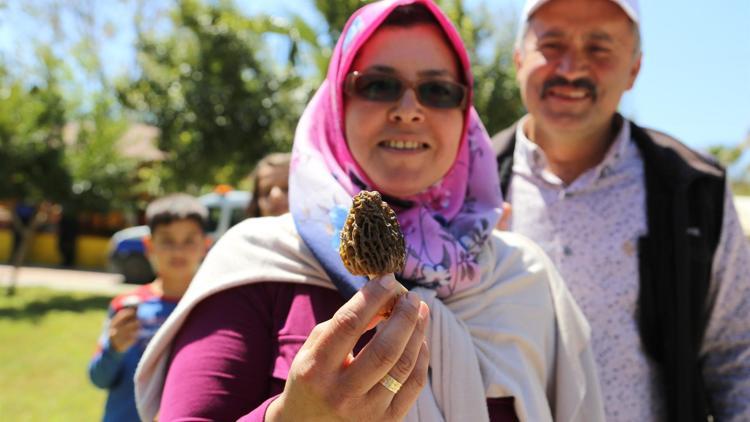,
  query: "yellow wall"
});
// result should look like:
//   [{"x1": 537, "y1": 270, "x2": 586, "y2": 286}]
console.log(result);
[
  {"x1": 76, "y1": 235, "x2": 110, "y2": 268},
  {"x1": 0, "y1": 229, "x2": 108, "y2": 269},
  {"x1": 28, "y1": 232, "x2": 62, "y2": 264},
  {"x1": 0, "y1": 229, "x2": 11, "y2": 262}
]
